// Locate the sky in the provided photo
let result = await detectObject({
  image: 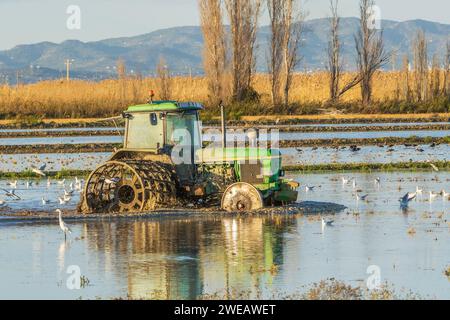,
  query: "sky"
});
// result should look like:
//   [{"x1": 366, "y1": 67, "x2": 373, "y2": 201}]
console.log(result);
[{"x1": 0, "y1": 0, "x2": 449, "y2": 50}]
